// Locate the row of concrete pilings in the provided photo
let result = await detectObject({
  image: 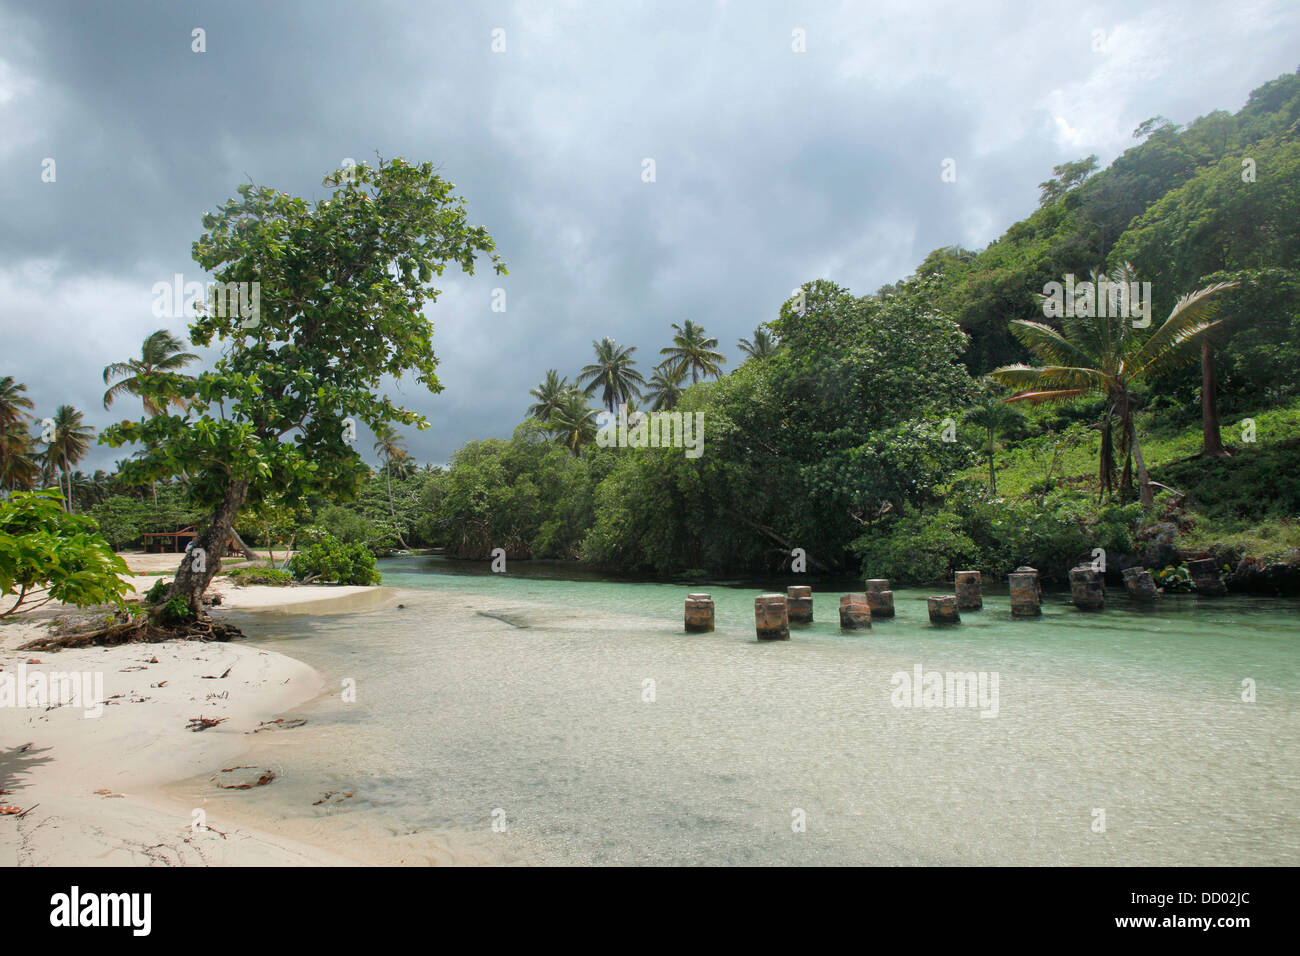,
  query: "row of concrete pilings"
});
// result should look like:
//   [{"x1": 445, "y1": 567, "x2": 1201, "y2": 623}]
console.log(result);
[{"x1": 683, "y1": 558, "x2": 1230, "y2": 639}]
